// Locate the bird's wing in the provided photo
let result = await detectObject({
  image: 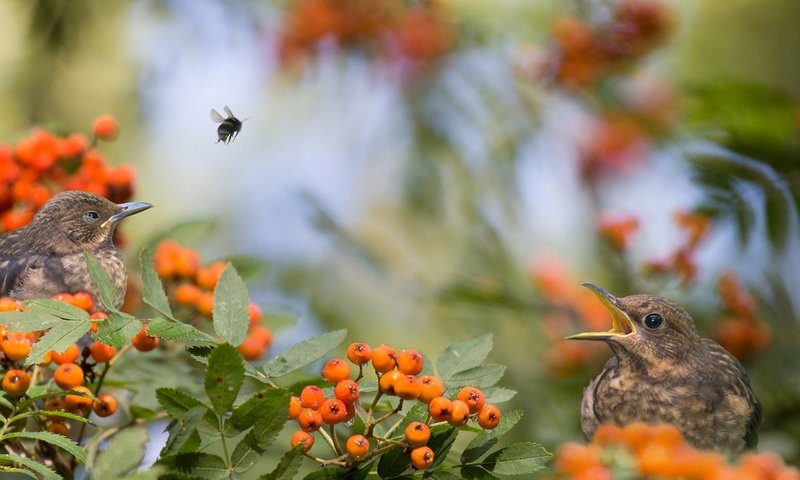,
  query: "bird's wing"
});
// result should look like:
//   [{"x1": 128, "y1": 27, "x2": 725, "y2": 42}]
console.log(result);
[{"x1": 0, "y1": 255, "x2": 38, "y2": 297}]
